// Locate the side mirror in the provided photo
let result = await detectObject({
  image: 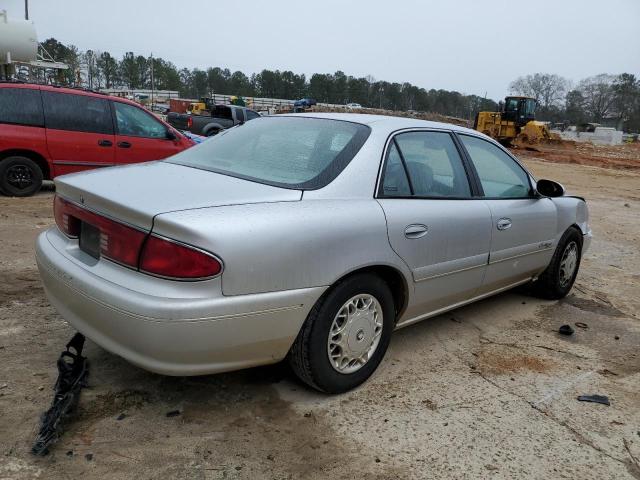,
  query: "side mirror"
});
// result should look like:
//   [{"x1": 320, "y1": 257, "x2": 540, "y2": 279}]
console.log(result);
[
  {"x1": 165, "y1": 130, "x2": 177, "y2": 141},
  {"x1": 536, "y1": 179, "x2": 565, "y2": 197}
]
